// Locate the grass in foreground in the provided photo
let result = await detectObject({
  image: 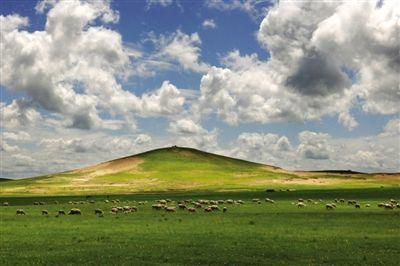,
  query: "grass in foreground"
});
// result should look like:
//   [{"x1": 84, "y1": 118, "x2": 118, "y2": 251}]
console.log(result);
[{"x1": 1, "y1": 188, "x2": 399, "y2": 265}]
